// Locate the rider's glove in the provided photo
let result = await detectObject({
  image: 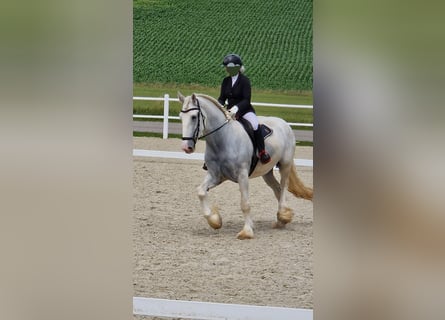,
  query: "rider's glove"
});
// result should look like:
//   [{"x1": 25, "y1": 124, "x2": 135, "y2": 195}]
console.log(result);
[{"x1": 229, "y1": 106, "x2": 239, "y2": 116}]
